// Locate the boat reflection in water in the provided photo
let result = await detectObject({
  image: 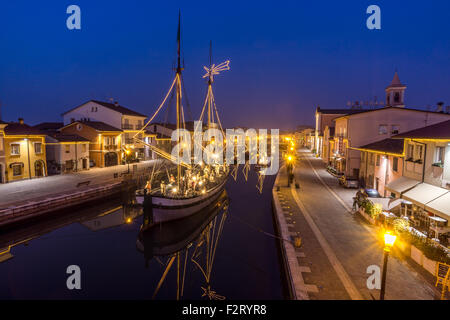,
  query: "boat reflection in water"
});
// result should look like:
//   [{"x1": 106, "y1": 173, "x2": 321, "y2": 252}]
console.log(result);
[{"x1": 136, "y1": 190, "x2": 229, "y2": 300}]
